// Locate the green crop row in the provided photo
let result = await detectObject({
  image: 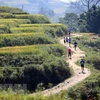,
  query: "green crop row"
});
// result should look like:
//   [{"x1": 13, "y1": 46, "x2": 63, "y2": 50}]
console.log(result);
[
  {"x1": 0, "y1": 13, "x2": 15, "y2": 18},
  {"x1": 0, "y1": 32, "x2": 43, "y2": 38},
  {"x1": 0, "y1": 19, "x2": 31, "y2": 24},
  {"x1": 0, "y1": 14, "x2": 51, "y2": 24},
  {"x1": 0, "y1": 44, "x2": 63, "y2": 54},
  {"x1": 19, "y1": 23, "x2": 66, "y2": 27},
  {"x1": 10, "y1": 27, "x2": 44, "y2": 33},
  {"x1": 0, "y1": 34, "x2": 56, "y2": 47},
  {"x1": 0, "y1": 19, "x2": 31, "y2": 30},
  {"x1": 14, "y1": 14, "x2": 30, "y2": 19},
  {"x1": 10, "y1": 24, "x2": 67, "y2": 37},
  {"x1": 0, "y1": 18, "x2": 29, "y2": 22},
  {"x1": 12, "y1": 14, "x2": 51, "y2": 24},
  {"x1": 0, "y1": 6, "x2": 28, "y2": 14}
]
